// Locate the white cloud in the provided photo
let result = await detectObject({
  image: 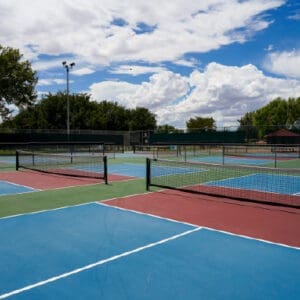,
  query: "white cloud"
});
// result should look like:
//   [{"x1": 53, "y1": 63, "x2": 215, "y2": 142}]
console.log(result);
[
  {"x1": 0, "y1": 0, "x2": 284, "y2": 65},
  {"x1": 90, "y1": 71, "x2": 189, "y2": 109},
  {"x1": 89, "y1": 63, "x2": 300, "y2": 127},
  {"x1": 288, "y1": 12, "x2": 300, "y2": 20},
  {"x1": 32, "y1": 59, "x2": 66, "y2": 71},
  {"x1": 173, "y1": 59, "x2": 198, "y2": 67},
  {"x1": 264, "y1": 50, "x2": 300, "y2": 79},
  {"x1": 90, "y1": 81, "x2": 138, "y2": 103},
  {"x1": 72, "y1": 67, "x2": 95, "y2": 76},
  {"x1": 264, "y1": 44, "x2": 274, "y2": 52},
  {"x1": 110, "y1": 65, "x2": 166, "y2": 76},
  {"x1": 38, "y1": 79, "x2": 69, "y2": 86}
]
